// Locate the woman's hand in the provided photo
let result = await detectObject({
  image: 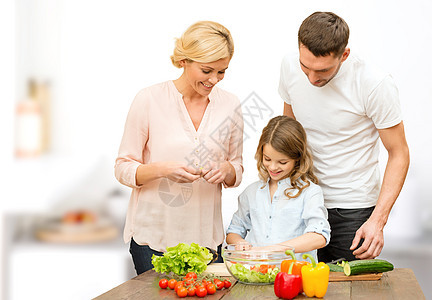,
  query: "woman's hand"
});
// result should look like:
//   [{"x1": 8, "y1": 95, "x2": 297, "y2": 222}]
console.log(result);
[
  {"x1": 158, "y1": 161, "x2": 201, "y2": 183},
  {"x1": 201, "y1": 161, "x2": 235, "y2": 185}
]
